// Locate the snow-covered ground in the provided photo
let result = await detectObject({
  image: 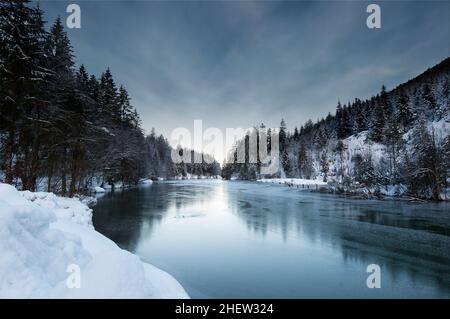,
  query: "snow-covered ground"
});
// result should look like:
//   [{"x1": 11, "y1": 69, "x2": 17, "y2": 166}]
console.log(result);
[
  {"x1": 0, "y1": 183, "x2": 188, "y2": 299},
  {"x1": 139, "y1": 178, "x2": 154, "y2": 185},
  {"x1": 256, "y1": 177, "x2": 415, "y2": 199},
  {"x1": 92, "y1": 186, "x2": 106, "y2": 193}
]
